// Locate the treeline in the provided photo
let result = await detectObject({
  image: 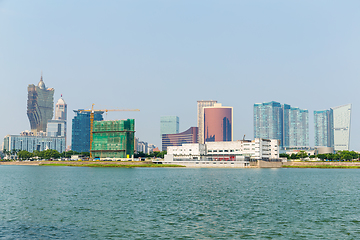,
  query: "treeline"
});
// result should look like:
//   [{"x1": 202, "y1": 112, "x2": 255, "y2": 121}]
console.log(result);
[
  {"x1": 134, "y1": 151, "x2": 167, "y2": 159},
  {"x1": 2, "y1": 149, "x2": 90, "y2": 160},
  {"x1": 280, "y1": 150, "x2": 360, "y2": 161}
]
